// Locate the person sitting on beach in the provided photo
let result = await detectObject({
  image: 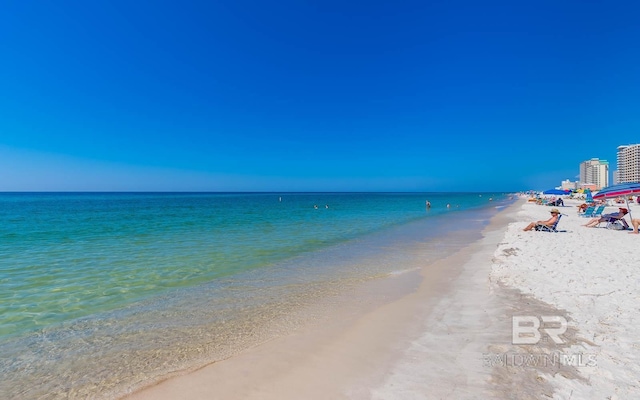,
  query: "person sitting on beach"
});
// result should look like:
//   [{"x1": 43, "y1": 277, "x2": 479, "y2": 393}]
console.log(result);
[
  {"x1": 577, "y1": 202, "x2": 595, "y2": 214},
  {"x1": 630, "y1": 219, "x2": 640, "y2": 234},
  {"x1": 583, "y1": 208, "x2": 628, "y2": 228},
  {"x1": 523, "y1": 208, "x2": 560, "y2": 231}
]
